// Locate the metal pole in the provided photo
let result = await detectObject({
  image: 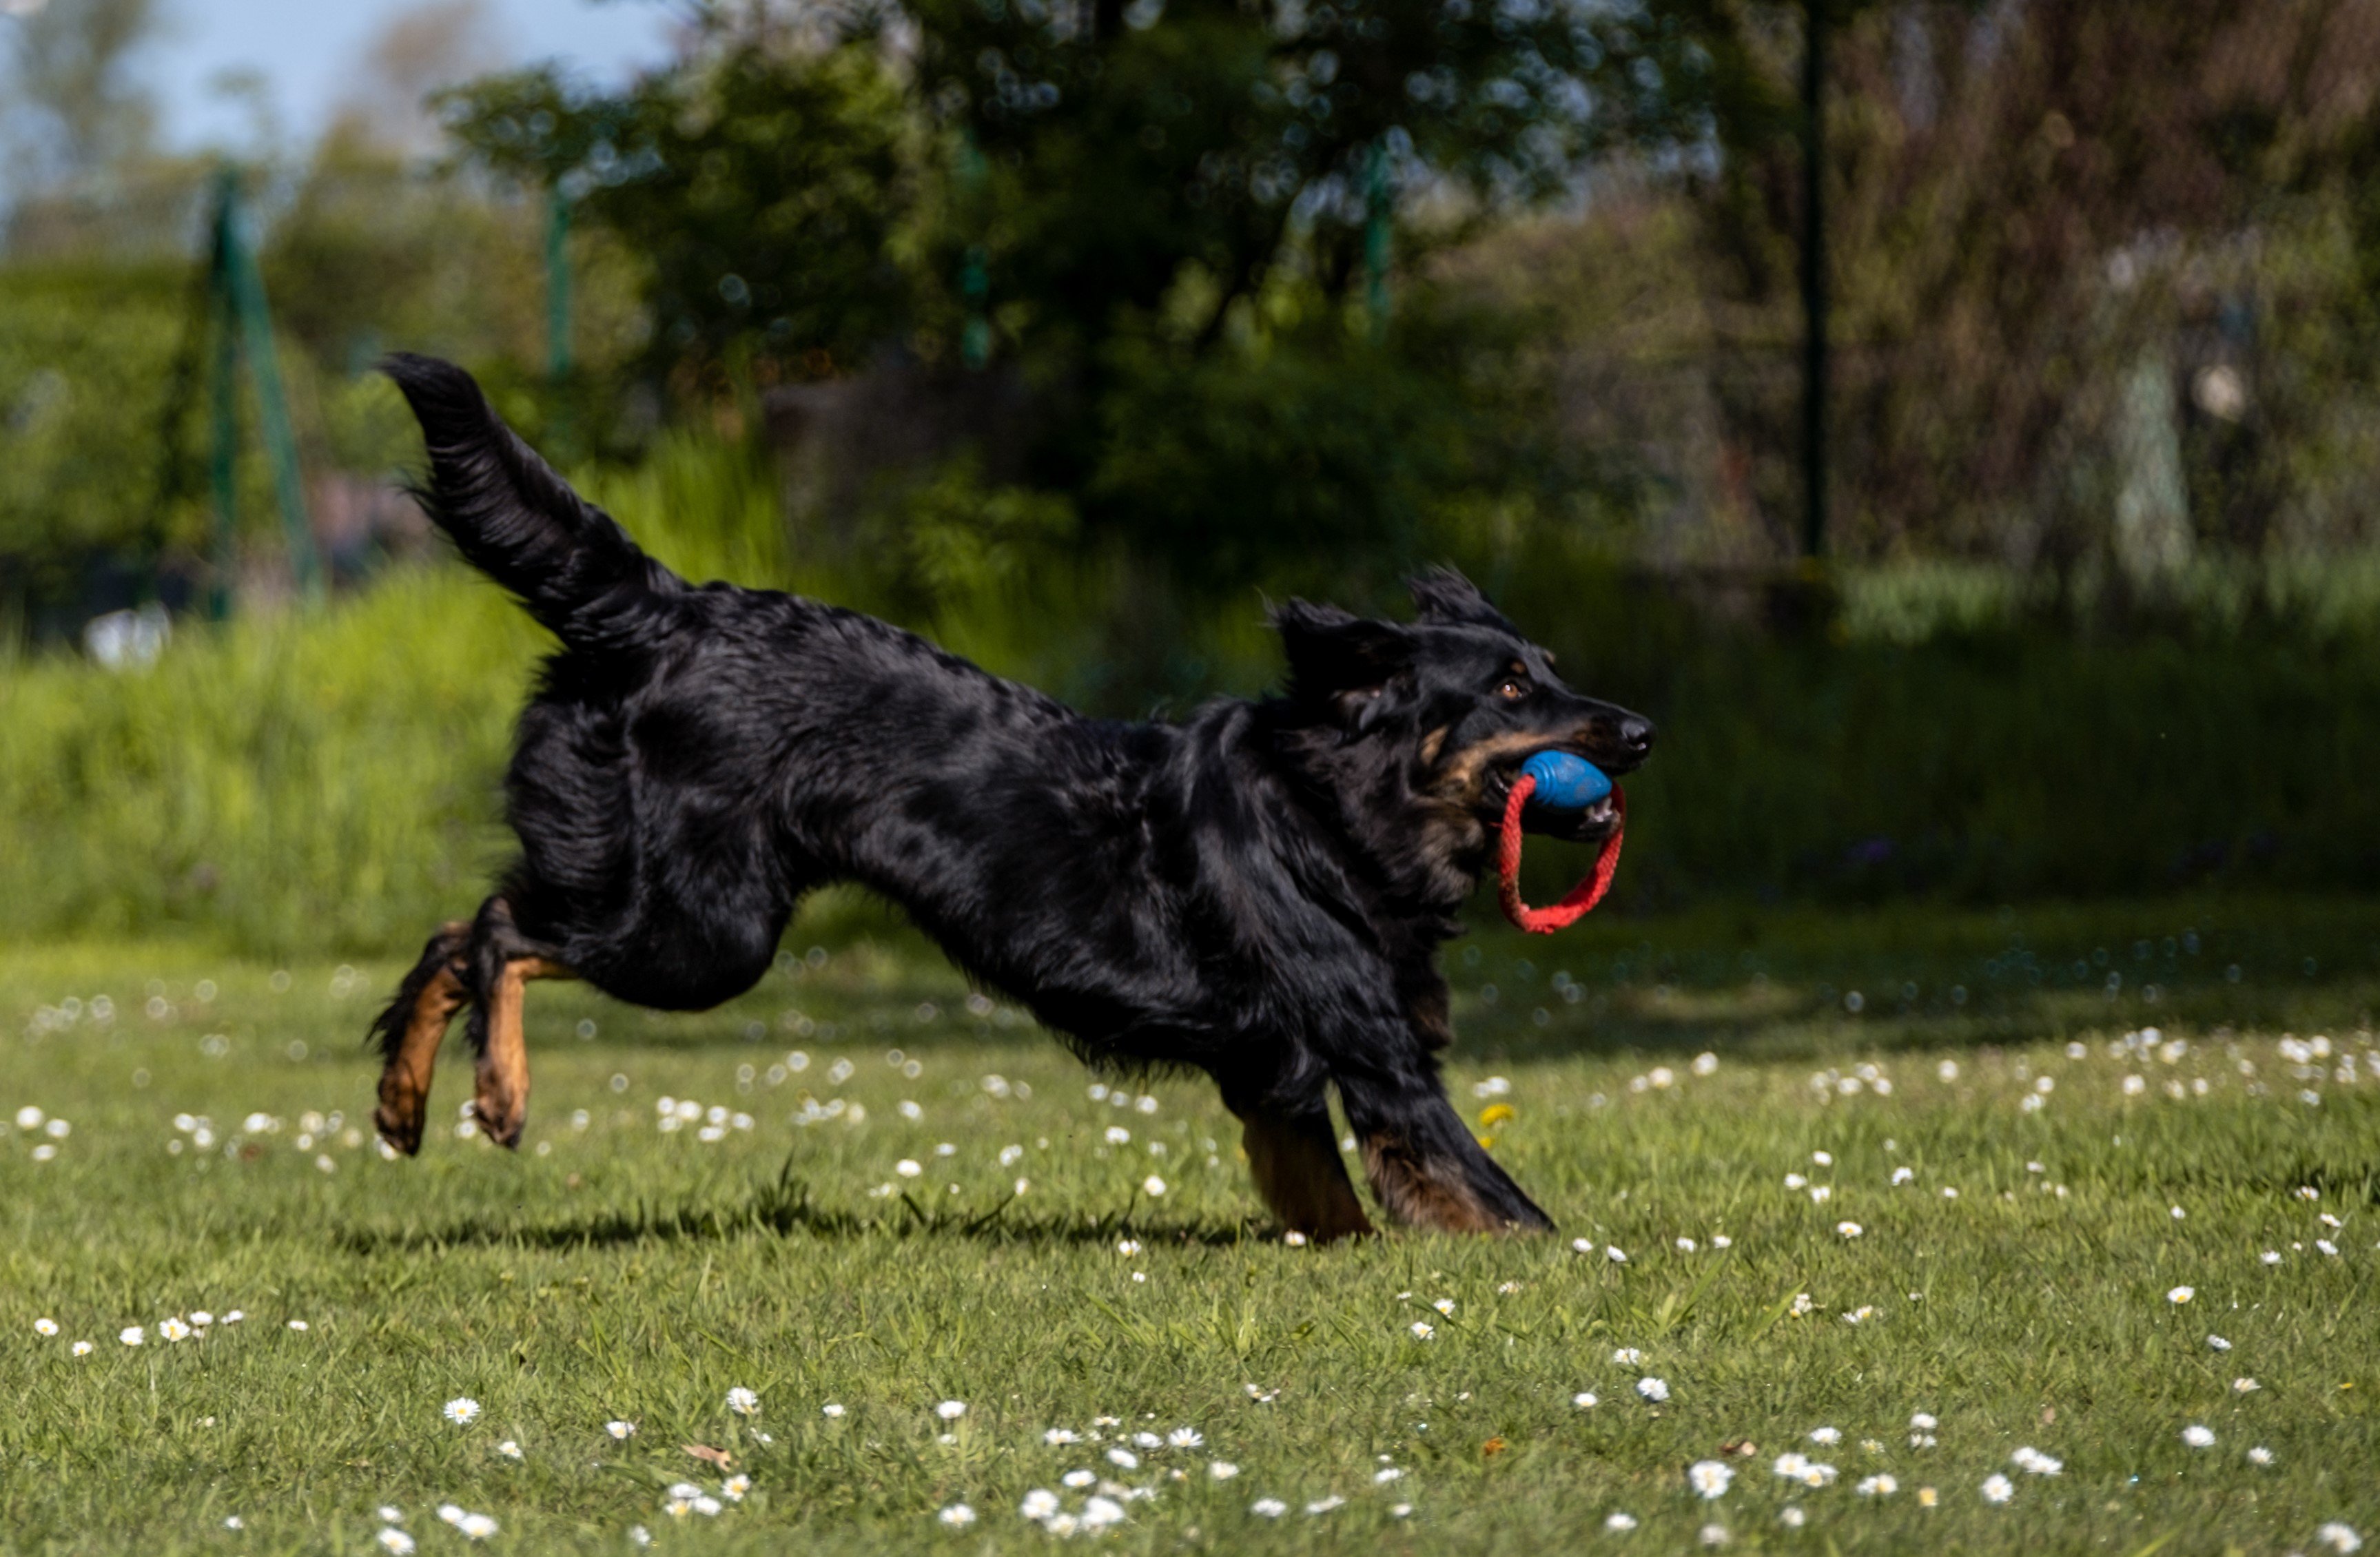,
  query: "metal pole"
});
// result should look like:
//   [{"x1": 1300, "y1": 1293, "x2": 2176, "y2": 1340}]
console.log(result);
[
  {"x1": 547, "y1": 184, "x2": 573, "y2": 380},
  {"x1": 1800, "y1": 0, "x2": 1829, "y2": 561},
  {"x1": 208, "y1": 179, "x2": 239, "y2": 622},
  {"x1": 1364, "y1": 140, "x2": 1391, "y2": 342},
  {"x1": 956, "y1": 137, "x2": 991, "y2": 370},
  {"x1": 217, "y1": 170, "x2": 321, "y2": 599}
]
